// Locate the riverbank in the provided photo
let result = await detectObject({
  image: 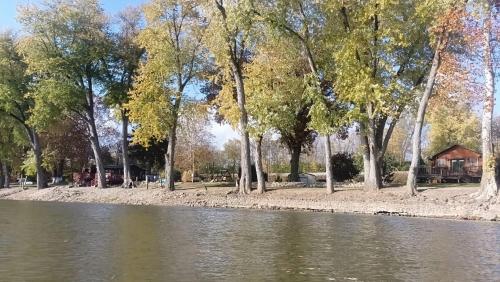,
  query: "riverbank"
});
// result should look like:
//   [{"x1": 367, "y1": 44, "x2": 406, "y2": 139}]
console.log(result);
[{"x1": 0, "y1": 183, "x2": 498, "y2": 221}]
